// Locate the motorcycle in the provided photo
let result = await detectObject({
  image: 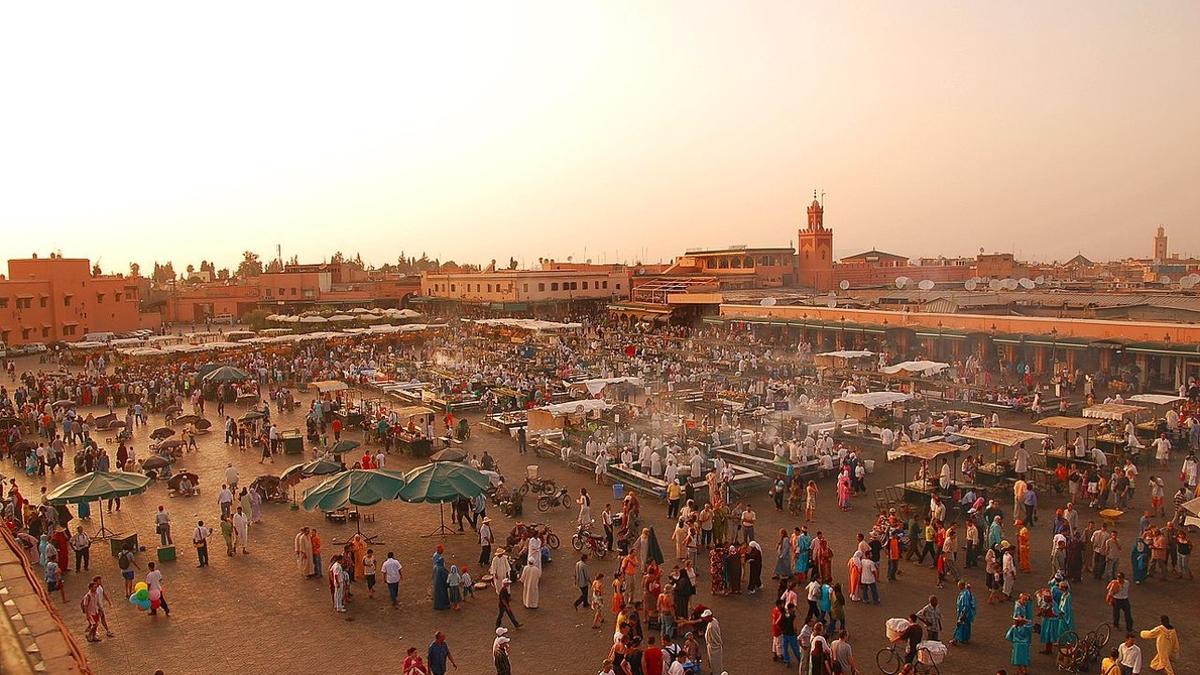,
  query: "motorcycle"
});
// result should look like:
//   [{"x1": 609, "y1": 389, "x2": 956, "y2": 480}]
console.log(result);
[
  {"x1": 537, "y1": 487, "x2": 573, "y2": 513},
  {"x1": 571, "y1": 522, "x2": 608, "y2": 558}
]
